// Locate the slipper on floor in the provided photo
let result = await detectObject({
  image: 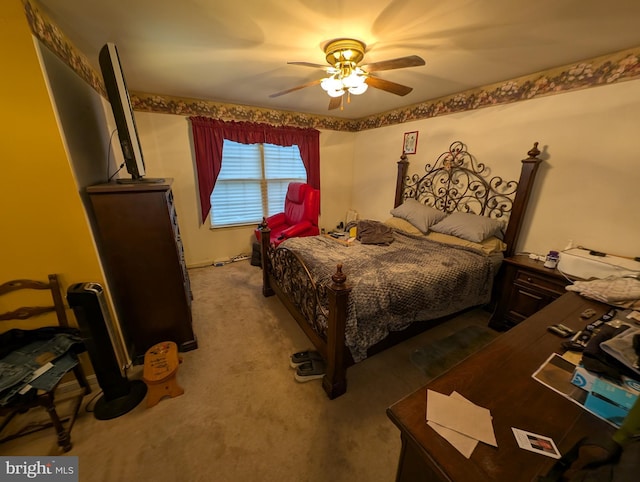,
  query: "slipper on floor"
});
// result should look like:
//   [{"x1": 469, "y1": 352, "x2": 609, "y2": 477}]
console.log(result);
[
  {"x1": 290, "y1": 349, "x2": 322, "y2": 369},
  {"x1": 294, "y1": 358, "x2": 325, "y2": 383}
]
